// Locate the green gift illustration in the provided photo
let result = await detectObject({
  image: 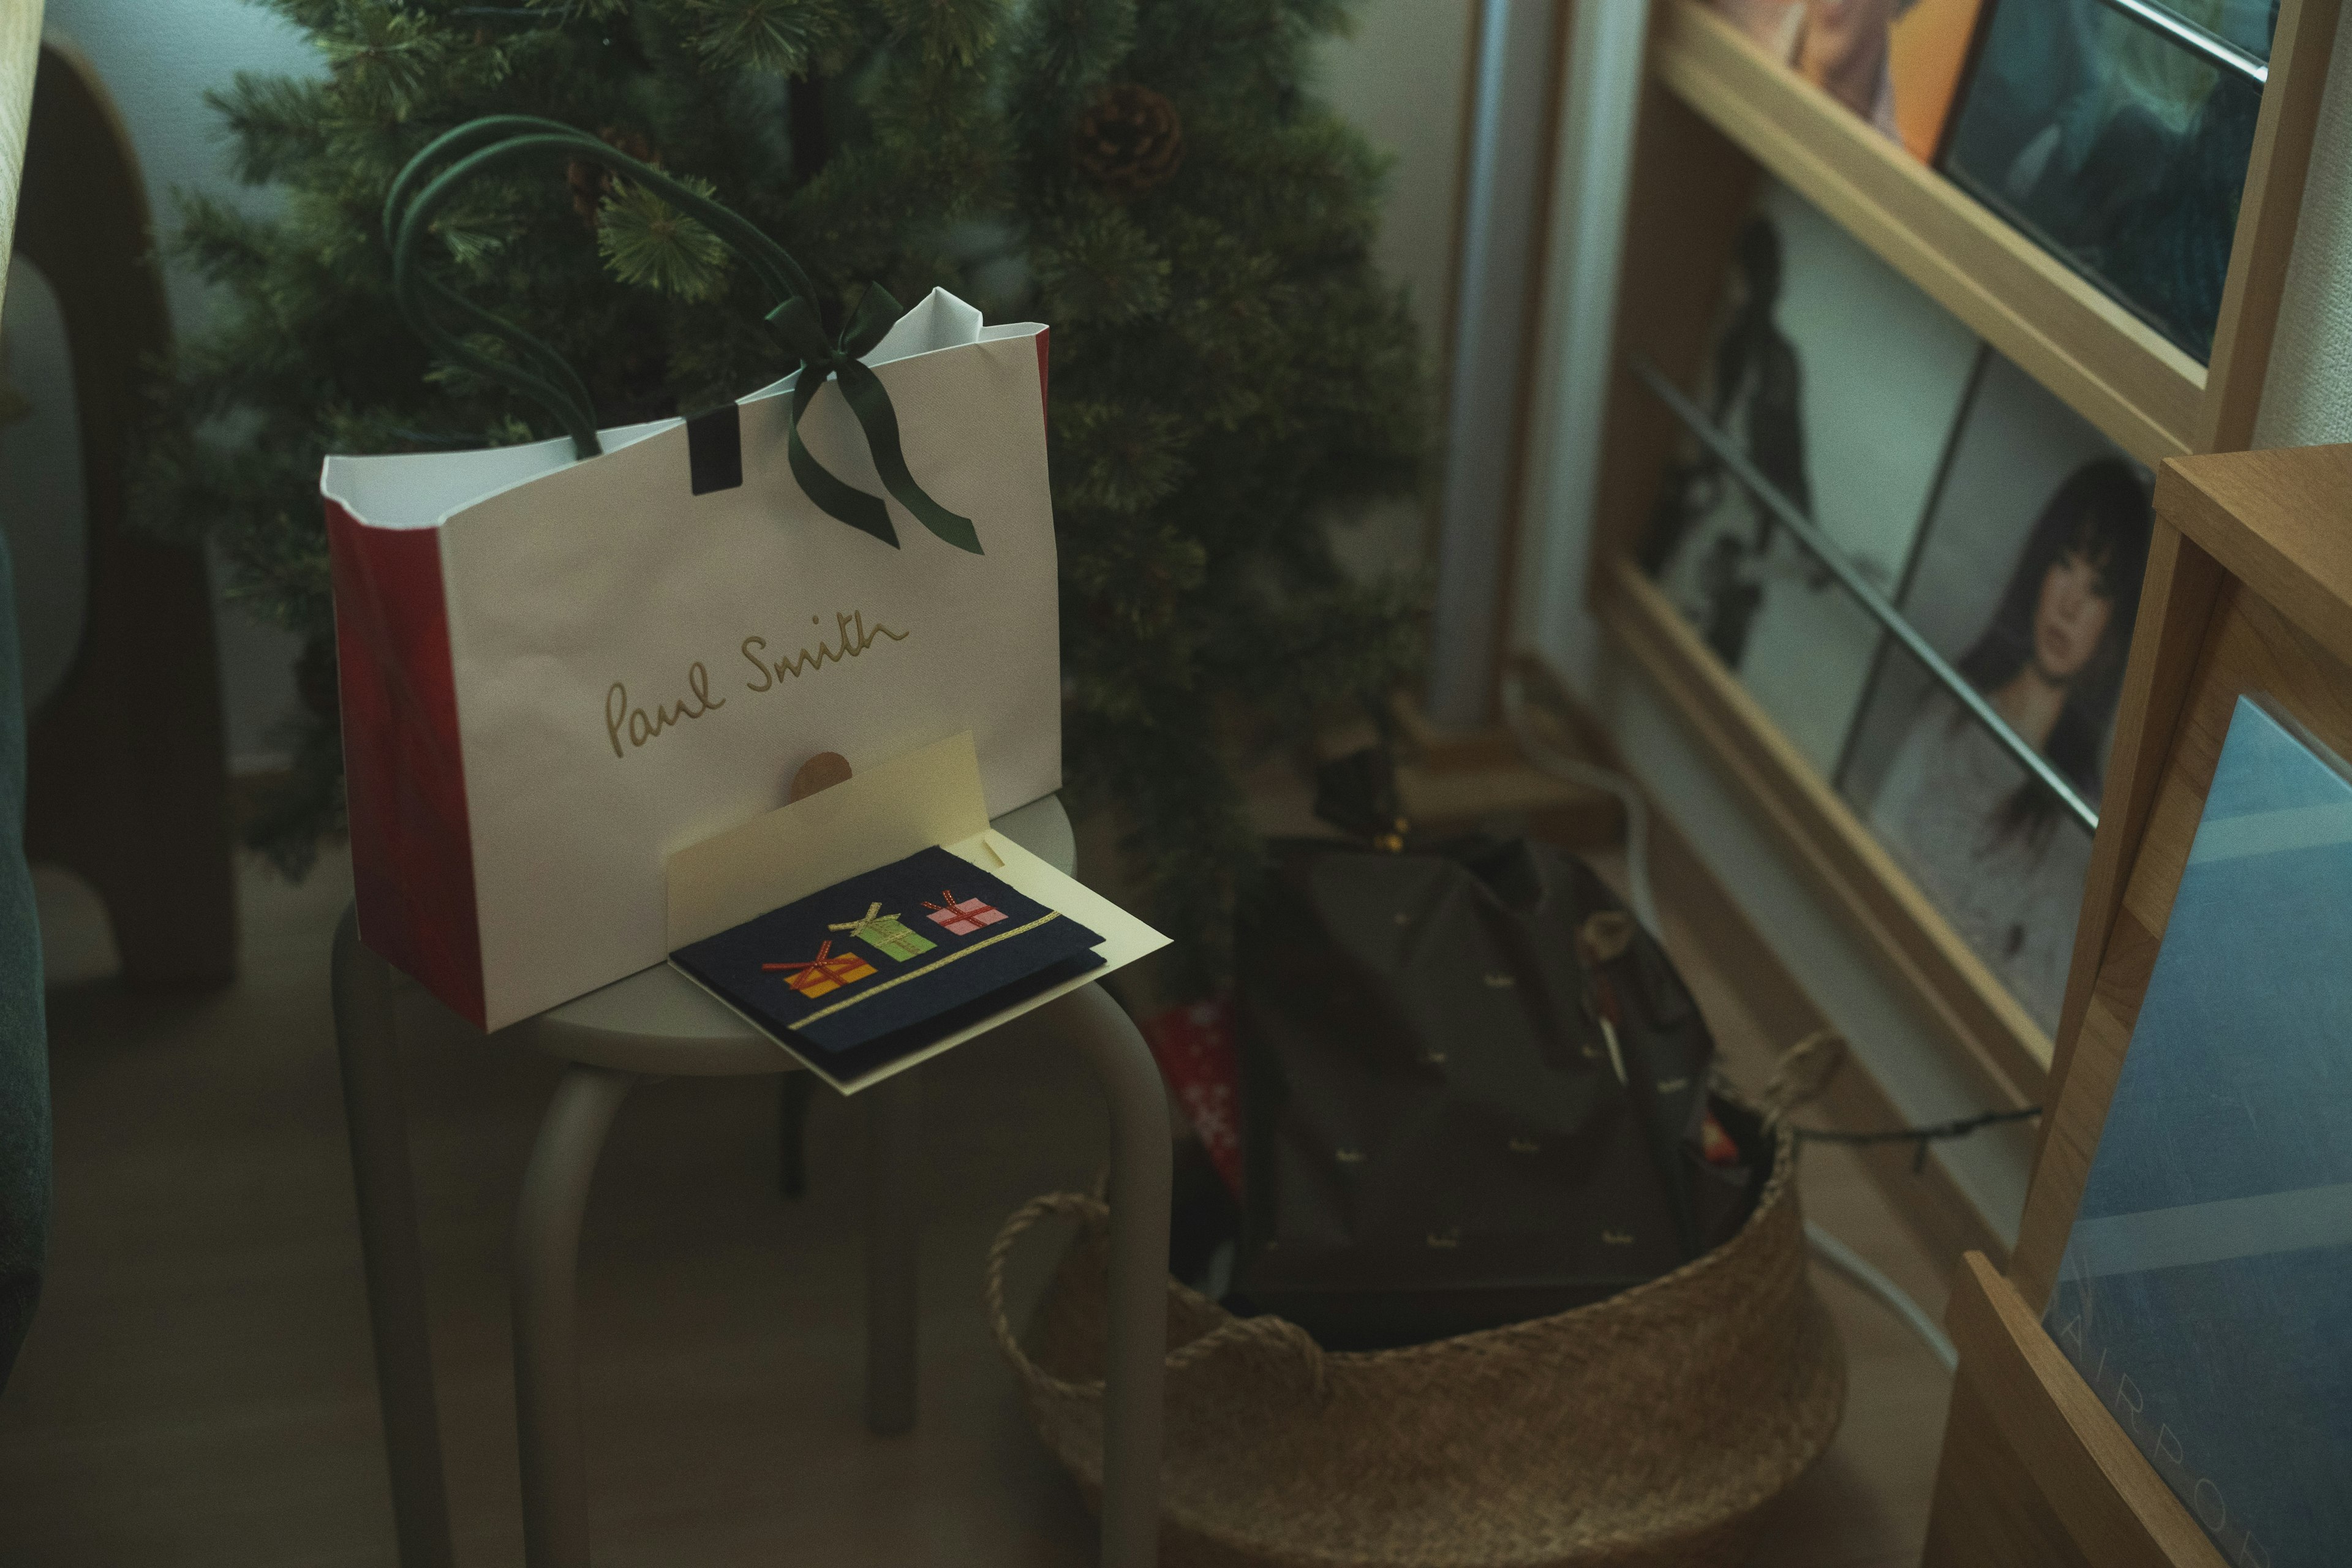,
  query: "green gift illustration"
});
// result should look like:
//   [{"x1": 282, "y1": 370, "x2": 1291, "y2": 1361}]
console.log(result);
[{"x1": 827, "y1": 901, "x2": 938, "y2": 962}]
